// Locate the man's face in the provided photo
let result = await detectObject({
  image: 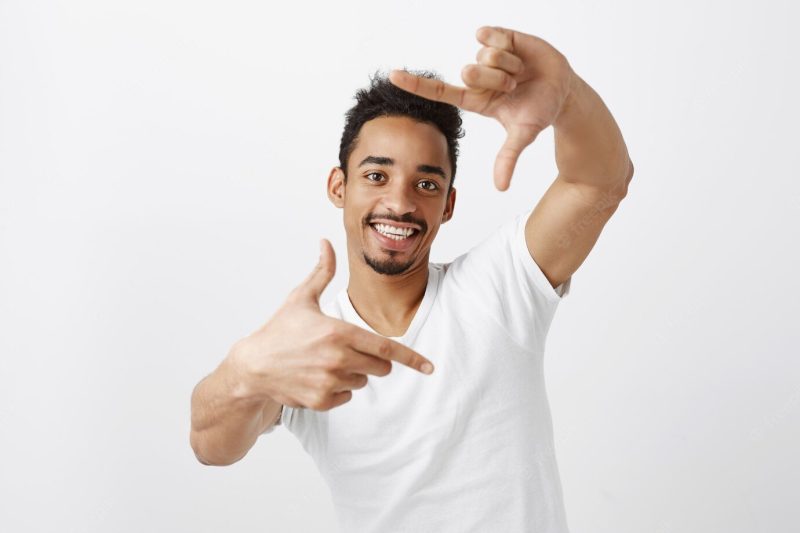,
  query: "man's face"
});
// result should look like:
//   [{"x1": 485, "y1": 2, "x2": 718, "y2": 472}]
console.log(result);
[{"x1": 328, "y1": 115, "x2": 456, "y2": 276}]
